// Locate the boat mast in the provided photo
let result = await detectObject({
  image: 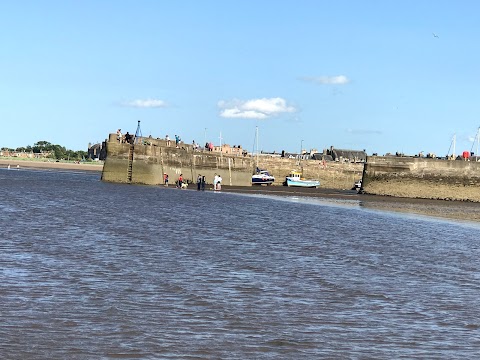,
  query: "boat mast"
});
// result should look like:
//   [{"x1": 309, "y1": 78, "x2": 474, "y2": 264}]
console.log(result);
[
  {"x1": 256, "y1": 126, "x2": 259, "y2": 167},
  {"x1": 470, "y1": 126, "x2": 480, "y2": 160},
  {"x1": 447, "y1": 134, "x2": 456, "y2": 159},
  {"x1": 453, "y1": 134, "x2": 456, "y2": 159},
  {"x1": 477, "y1": 128, "x2": 480, "y2": 160}
]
